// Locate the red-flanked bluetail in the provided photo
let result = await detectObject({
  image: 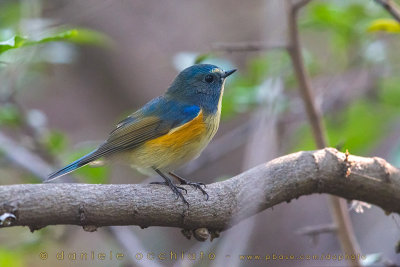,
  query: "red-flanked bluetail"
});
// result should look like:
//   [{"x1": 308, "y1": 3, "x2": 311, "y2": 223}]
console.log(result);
[{"x1": 47, "y1": 64, "x2": 236, "y2": 205}]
